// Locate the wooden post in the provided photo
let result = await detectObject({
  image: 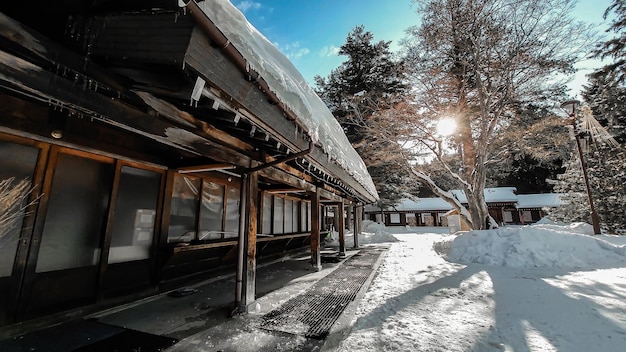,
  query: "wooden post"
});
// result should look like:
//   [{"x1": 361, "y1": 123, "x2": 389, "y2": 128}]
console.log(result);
[
  {"x1": 244, "y1": 170, "x2": 259, "y2": 307},
  {"x1": 236, "y1": 170, "x2": 259, "y2": 312},
  {"x1": 309, "y1": 188, "x2": 322, "y2": 271},
  {"x1": 338, "y1": 200, "x2": 345, "y2": 257},
  {"x1": 353, "y1": 204, "x2": 362, "y2": 248},
  {"x1": 346, "y1": 204, "x2": 353, "y2": 230}
]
